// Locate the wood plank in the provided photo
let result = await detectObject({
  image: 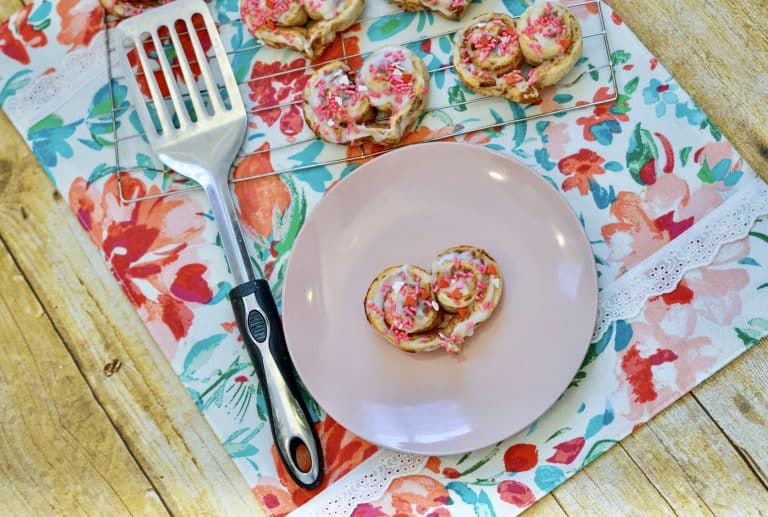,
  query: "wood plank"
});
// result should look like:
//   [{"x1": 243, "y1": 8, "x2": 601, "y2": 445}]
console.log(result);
[
  {"x1": 551, "y1": 445, "x2": 674, "y2": 516},
  {"x1": 525, "y1": 494, "x2": 568, "y2": 516},
  {"x1": 0, "y1": 113, "x2": 263, "y2": 515},
  {"x1": 693, "y1": 338, "x2": 768, "y2": 490},
  {"x1": 0, "y1": 232, "x2": 167, "y2": 515},
  {"x1": 607, "y1": 0, "x2": 768, "y2": 182},
  {"x1": 621, "y1": 392, "x2": 768, "y2": 515},
  {"x1": 0, "y1": 0, "x2": 20, "y2": 19}
]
